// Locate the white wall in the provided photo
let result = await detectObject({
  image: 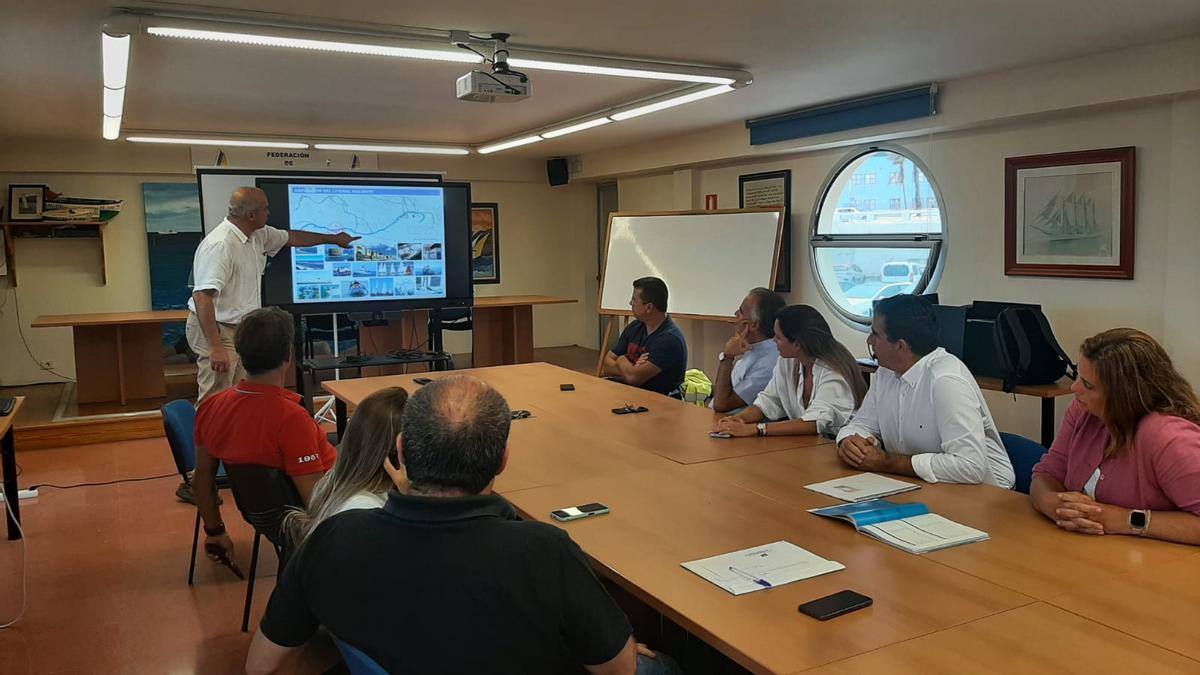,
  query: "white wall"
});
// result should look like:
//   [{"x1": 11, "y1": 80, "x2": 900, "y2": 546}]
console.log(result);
[
  {"x1": 0, "y1": 141, "x2": 597, "y2": 385},
  {"x1": 610, "y1": 92, "x2": 1200, "y2": 440}
]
